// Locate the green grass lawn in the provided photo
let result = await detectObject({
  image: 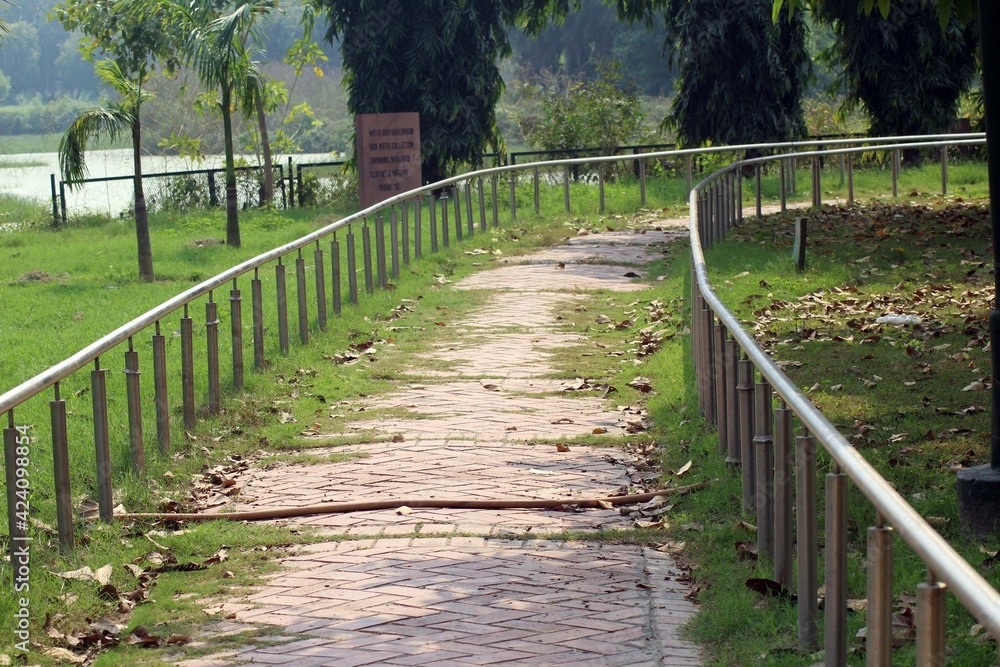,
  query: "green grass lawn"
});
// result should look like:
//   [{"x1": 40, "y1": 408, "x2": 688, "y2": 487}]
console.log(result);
[{"x1": 0, "y1": 157, "x2": 995, "y2": 664}]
